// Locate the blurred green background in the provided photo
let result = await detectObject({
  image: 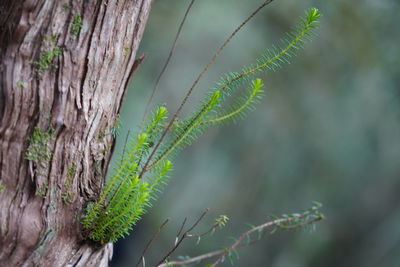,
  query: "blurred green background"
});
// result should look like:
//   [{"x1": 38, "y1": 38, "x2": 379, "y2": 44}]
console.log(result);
[{"x1": 111, "y1": 0, "x2": 400, "y2": 266}]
